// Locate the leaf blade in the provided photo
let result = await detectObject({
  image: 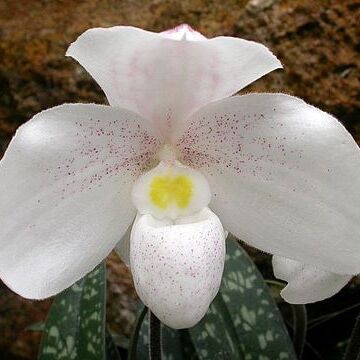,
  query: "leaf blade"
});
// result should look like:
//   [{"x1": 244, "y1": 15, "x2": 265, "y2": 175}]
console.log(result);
[
  {"x1": 38, "y1": 263, "x2": 106, "y2": 360},
  {"x1": 190, "y1": 237, "x2": 297, "y2": 359}
]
